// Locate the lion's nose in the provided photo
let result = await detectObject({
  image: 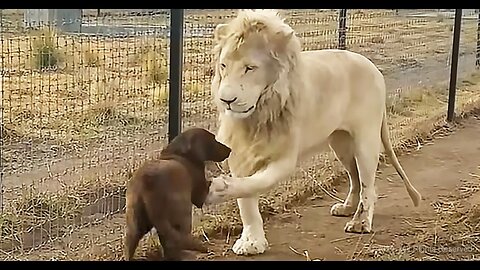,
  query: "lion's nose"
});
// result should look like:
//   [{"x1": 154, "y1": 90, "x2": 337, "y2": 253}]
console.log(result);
[{"x1": 220, "y1": 97, "x2": 237, "y2": 105}]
